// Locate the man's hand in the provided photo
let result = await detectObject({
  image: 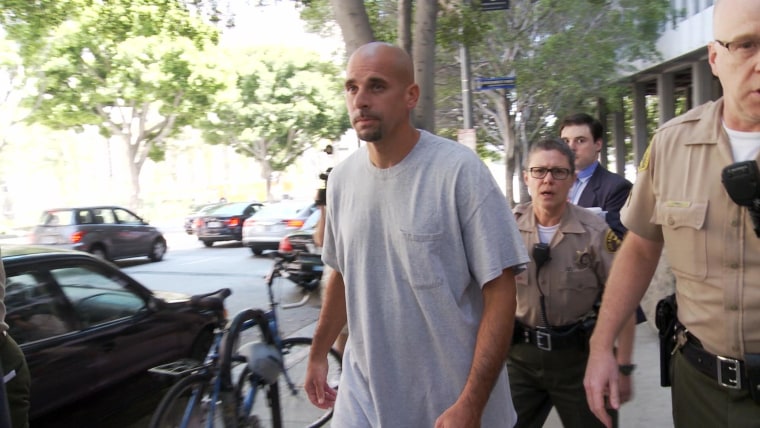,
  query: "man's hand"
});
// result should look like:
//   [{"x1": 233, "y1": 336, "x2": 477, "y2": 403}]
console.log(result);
[
  {"x1": 305, "y1": 356, "x2": 337, "y2": 409},
  {"x1": 435, "y1": 401, "x2": 481, "y2": 428},
  {"x1": 583, "y1": 348, "x2": 620, "y2": 428}
]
